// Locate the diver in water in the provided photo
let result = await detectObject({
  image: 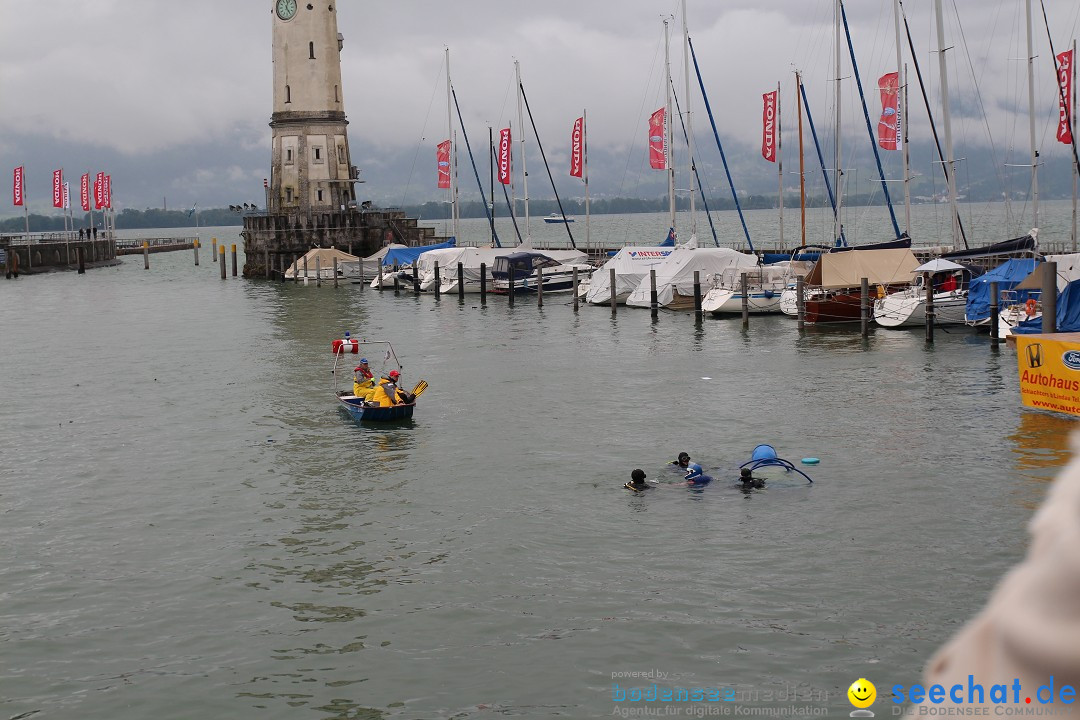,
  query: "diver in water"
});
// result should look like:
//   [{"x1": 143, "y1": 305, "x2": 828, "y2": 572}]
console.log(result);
[
  {"x1": 673, "y1": 452, "x2": 710, "y2": 484},
  {"x1": 739, "y1": 467, "x2": 765, "y2": 489},
  {"x1": 625, "y1": 469, "x2": 651, "y2": 492}
]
